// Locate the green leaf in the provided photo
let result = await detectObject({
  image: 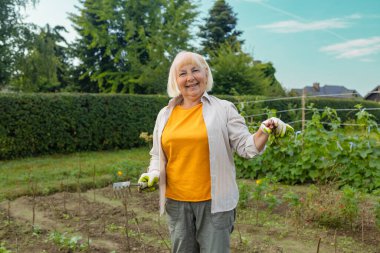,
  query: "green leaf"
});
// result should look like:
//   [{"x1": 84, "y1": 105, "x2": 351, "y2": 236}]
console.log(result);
[{"x1": 309, "y1": 170, "x2": 319, "y2": 180}]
